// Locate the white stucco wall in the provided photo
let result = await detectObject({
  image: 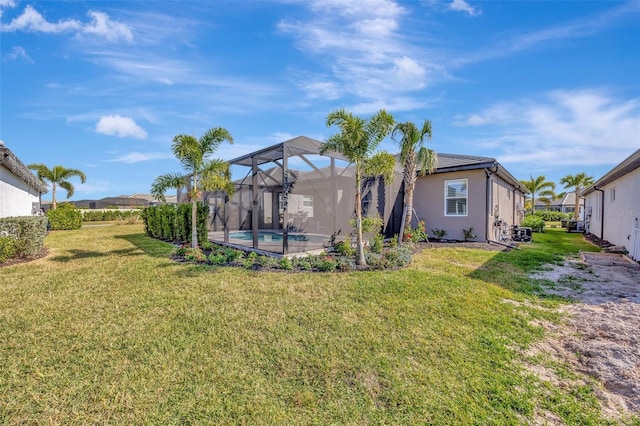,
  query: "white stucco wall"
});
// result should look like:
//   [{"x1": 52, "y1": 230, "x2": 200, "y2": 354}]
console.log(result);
[
  {"x1": 0, "y1": 164, "x2": 41, "y2": 218},
  {"x1": 585, "y1": 167, "x2": 640, "y2": 250}
]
